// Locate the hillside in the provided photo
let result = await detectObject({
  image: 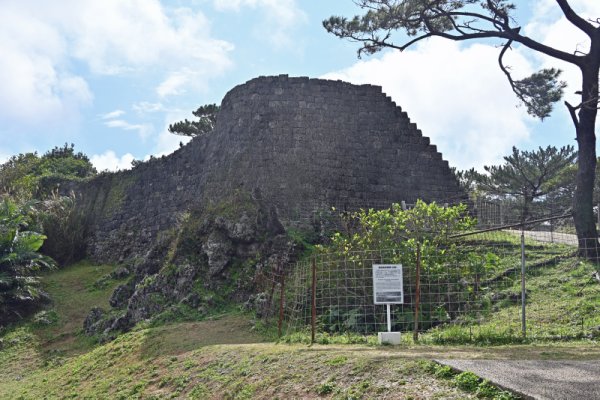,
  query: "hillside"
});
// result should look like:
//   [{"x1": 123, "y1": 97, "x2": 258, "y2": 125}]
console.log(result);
[
  {"x1": 1, "y1": 260, "x2": 599, "y2": 399},
  {"x1": 0, "y1": 260, "x2": 473, "y2": 399}
]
